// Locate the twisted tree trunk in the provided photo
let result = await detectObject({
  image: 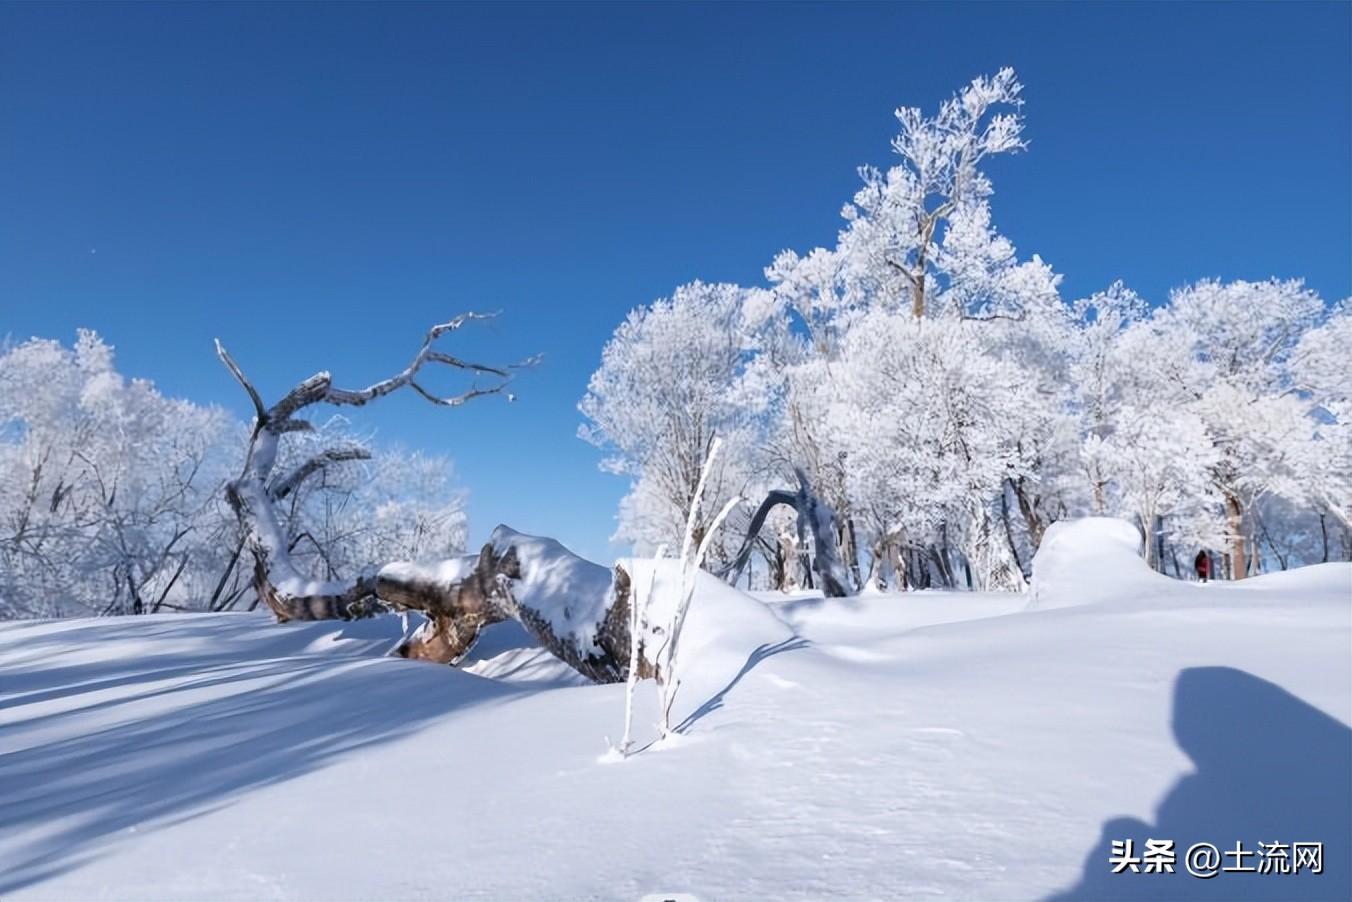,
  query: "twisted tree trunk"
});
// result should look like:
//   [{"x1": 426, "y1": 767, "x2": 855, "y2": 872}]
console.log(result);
[
  {"x1": 386, "y1": 529, "x2": 641, "y2": 683},
  {"x1": 216, "y1": 313, "x2": 526, "y2": 622},
  {"x1": 720, "y1": 469, "x2": 852, "y2": 597},
  {"x1": 212, "y1": 317, "x2": 648, "y2": 684}
]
